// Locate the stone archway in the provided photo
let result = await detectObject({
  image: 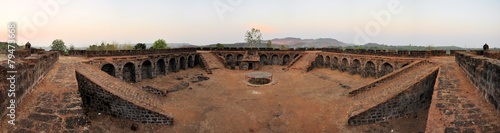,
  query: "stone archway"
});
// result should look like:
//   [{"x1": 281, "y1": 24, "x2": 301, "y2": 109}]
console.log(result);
[
  {"x1": 101, "y1": 63, "x2": 115, "y2": 76},
  {"x1": 141, "y1": 60, "x2": 153, "y2": 79},
  {"x1": 350, "y1": 59, "x2": 361, "y2": 75},
  {"x1": 188, "y1": 56, "x2": 194, "y2": 68},
  {"x1": 169, "y1": 58, "x2": 177, "y2": 73},
  {"x1": 364, "y1": 61, "x2": 376, "y2": 78},
  {"x1": 180, "y1": 56, "x2": 187, "y2": 70},
  {"x1": 272, "y1": 55, "x2": 280, "y2": 65},
  {"x1": 379, "y1": 63, "x2": 393, "y2": 77},
  {"x1": 315, "y1": 55, "x2": 324, "y2": 68},
  {"x1": 226, "y1": 54, "x2": 233, "y2": 61},
  {"x1": 341, "y1": 58, "x2": 348, "y2": 72},
  {"x1": 325, "y1": 56, "x2": 331, "y2": 68},
  {"x1": 283, "y1": 55, "x2": 291, "y2": 65},
  {"x1": 260, "y1": 55, "x2": 268, "y2": 65},
  {"x1": 157, "y1": 59, "x2": 166, "y2": 75},
  {"x1": 237, "y1": 54, "x2": 244, "y2": 66},
  {"x1": 194, "y1": 55, "x2": 201, "y2": 67},
  {"x1": 332, "y1": 57, "x2": 339, "y2": 70},
  {"x1": 123, "y1": 62, "x2": 136, "y2": 83}
]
